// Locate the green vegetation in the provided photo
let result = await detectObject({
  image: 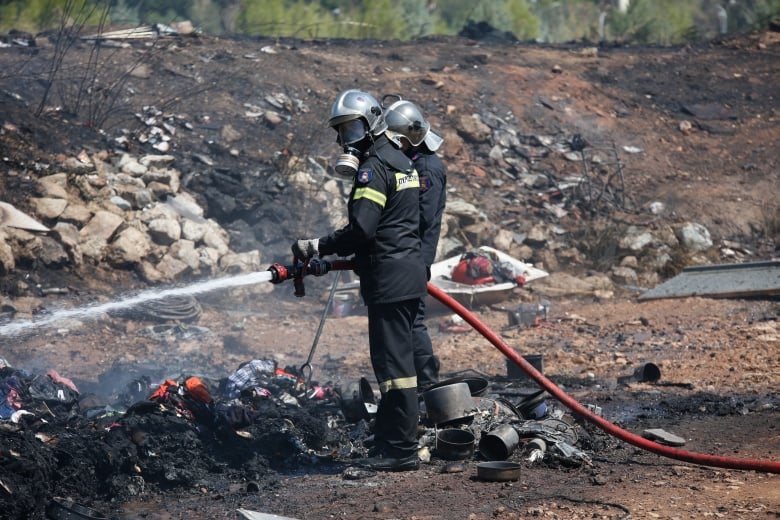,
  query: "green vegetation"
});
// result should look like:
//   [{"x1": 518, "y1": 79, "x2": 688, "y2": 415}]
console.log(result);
[{"x1": 0, "y1": 0, "x2": 778, "y2": 44}]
